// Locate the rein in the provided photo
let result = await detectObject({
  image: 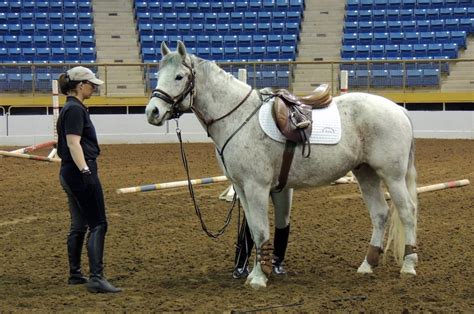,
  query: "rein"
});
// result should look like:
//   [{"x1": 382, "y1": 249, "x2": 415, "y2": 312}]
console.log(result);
[
  {"x1": 151, "y1": 57, "x2": 262, "y2": 238},
  {"x1": 175, "y1": 121, "x2": 238, "y2": 239}
]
